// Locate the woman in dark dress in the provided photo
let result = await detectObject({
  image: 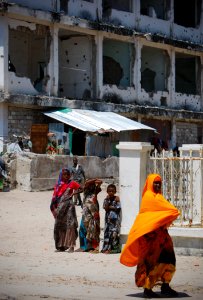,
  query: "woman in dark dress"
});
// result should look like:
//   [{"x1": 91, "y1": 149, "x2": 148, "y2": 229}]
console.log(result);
[{"x1": 50, "y1": 168, "x2": 82, "y2": 252}]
